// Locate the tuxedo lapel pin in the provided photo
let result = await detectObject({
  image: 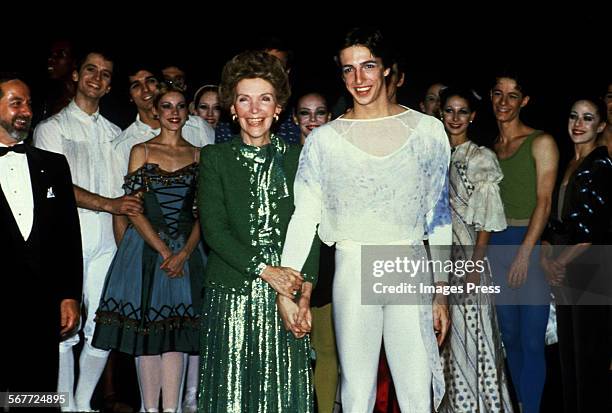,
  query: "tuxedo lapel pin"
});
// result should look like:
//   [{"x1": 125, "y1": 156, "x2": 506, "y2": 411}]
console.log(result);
[{"x1": 46, "y1": 186, "x2": 56, "y2": 199}]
